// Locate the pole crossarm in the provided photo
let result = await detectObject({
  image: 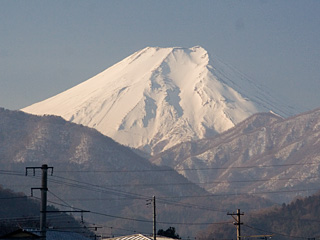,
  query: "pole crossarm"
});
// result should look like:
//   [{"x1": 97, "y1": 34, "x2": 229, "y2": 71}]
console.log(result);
[
  {"x1": 227, "y1": 209, "x2": 244, "y2": 240},
  {"x1": 26, "y1": 166, "x2": 54, "y2": 176}
]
